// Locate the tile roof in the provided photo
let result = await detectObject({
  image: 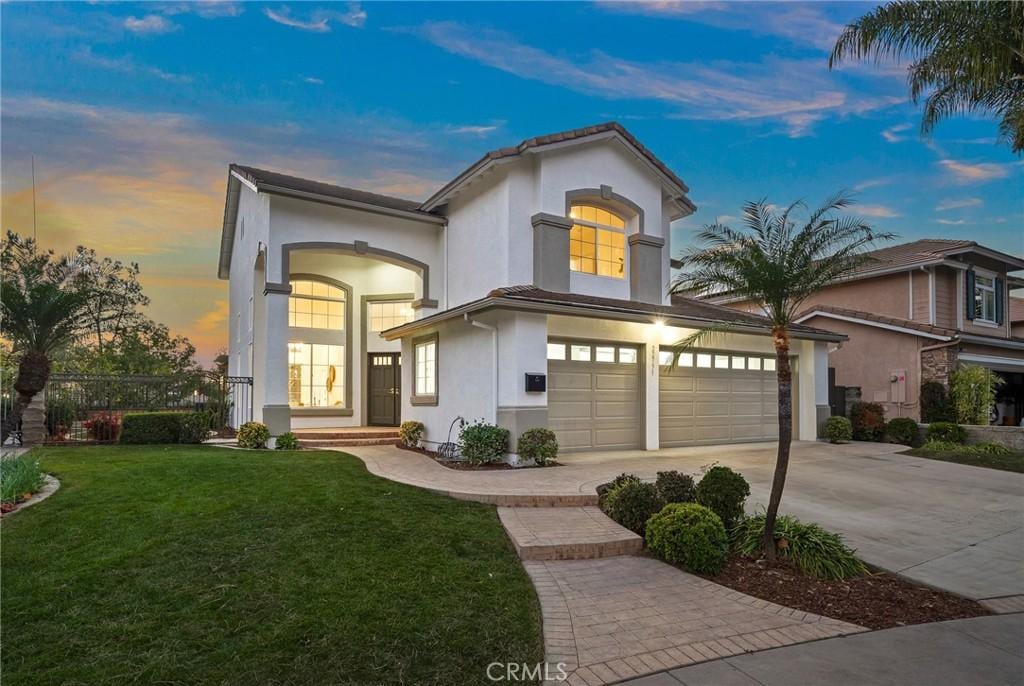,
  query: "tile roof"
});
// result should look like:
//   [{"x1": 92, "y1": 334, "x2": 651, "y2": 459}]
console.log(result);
[
  {"x1": 849, "y1": 238, "x2": 979, "y2": 276},
  {"x1": 230, "y1": 164, "x2": 434, "y2": 216},
  {"x1": 797, "y1": 304, "x2": 958, "y2": 338}
]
